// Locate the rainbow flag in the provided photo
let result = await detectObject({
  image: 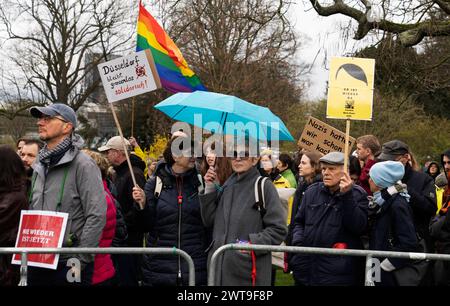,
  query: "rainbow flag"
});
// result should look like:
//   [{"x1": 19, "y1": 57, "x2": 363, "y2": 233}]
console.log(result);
[{"x1": 136, "y1": 1, "x2": 206, "y2": 93}]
